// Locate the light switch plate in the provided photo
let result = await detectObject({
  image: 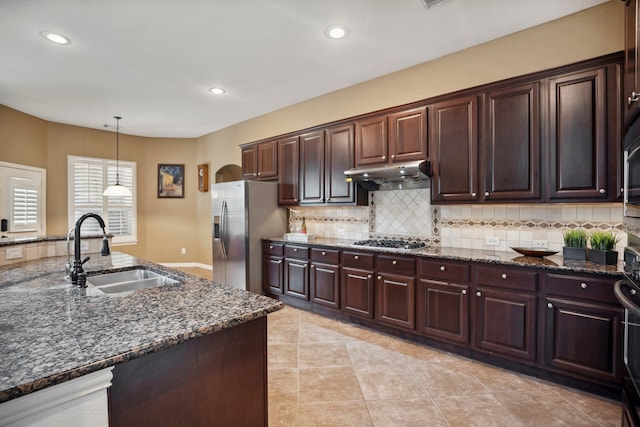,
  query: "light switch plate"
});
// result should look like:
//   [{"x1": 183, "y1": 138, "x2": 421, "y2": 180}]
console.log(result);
[
  {"x1": 6, "y1": 247, "x2": 23, "y2": 260},
  {"x1": 532, "y1": 240, "x2": 549, "y2": 248},
  {"x1": 485, "y1": 237, "x2": 500, "y2": 246}
]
